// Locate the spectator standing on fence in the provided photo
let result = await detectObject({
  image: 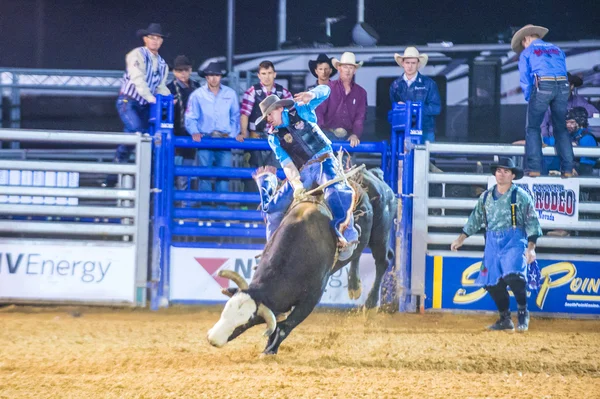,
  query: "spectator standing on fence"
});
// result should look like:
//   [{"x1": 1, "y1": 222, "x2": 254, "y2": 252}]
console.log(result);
[
  {"x1": 252, "y1": 85, "x2": 359, "y2": 261},
  {"x1": 240, "y1": 61, "x2": 292, "y2": 168},
  {"x1": 541, "y1": 73, "x2": 599, "y2": 139},
  {"x1": 513, "y1": 24, "x2": 575, "y2": 178},
  {"x1": 116, "y1": 23, "x2": 170, "y2": 161},
  {"x1": 306, "y1": 53, "x2": 337, "y2": 90},
  {"x1": 185, "y1": 62, "x2": 240, "y2": 195},
  {"x1": 167, "y1": 55, "x2": 200, "y2": 191},
  {"x1": 451, "y1": 157, "x2": 542, "y2": 332},
  {"x1": 316, "y1": 52, "x2": 366, "y2": 149},
  {"x1": 389, "y1": 47, "x2": 441, "y2": 143}
]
